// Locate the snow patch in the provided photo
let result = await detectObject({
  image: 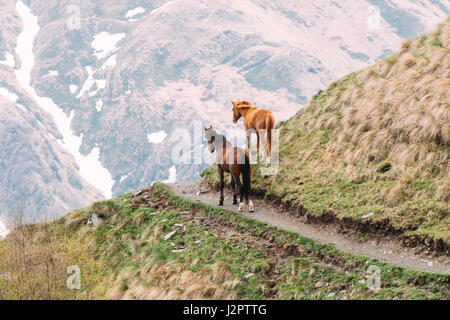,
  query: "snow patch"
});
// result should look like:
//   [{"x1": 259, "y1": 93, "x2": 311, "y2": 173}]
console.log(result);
[
  {"x1": 125, "y1": 7, "x2": 146, "y2": 18},
  {"x1": 91, "y1": 32, "x2": 125, "y2": 60},
  {"x1": 163, "y1": 165, "x2": 177, "y2": 183},
  {"x1": 77, "y1": 146, "x2": 113, "y2": 198},
  {"x1": 90, "y1": 79, "x2": 106, "y2": 97},
  {"x1": 96, "y1": 99, "x2": 103, "y2": 112},
  {"x1": 0, "y1": 219, "x2": 9, "y2": 239},
  {"x1": 101, "y1": 54, "x2": 117, "y2": 69},
  {"x1": 76, "y1": 66, "x2": 106, "y2": 98},
  {"x1": 16, "y1": 103, "x2": 27, "y2": 112},
  {"x1": 151, "y1": 1, "x2": 175, "y2": 15},
  {"x1": 0, "y1": 87, "x2": 18, "y2": 102},
  {"x1": 147, "y1": 130, "x2": 167, "y2": 144},
  {"x1": 0, "y1": 52, "x2": 15, "y2": 67},
  {"x1": 36, "y1": 120, "x2": 46, "y2": 130},
  {"x1": 69, "y1": 84, "x2": 78, "y2": 94},
  {"x1": 47, "y1": 69, "x2": 58, "y2": 76}
]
